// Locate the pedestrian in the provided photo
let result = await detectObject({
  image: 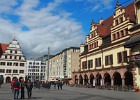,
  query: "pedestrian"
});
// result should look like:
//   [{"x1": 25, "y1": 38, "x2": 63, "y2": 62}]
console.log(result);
[
  {"x1": 57, "y1": 80, "x2": 60, "y2": 90},
  {"x1": 11, "y1": 78, "x2": 15, "y2": 93},
  {"x1": 60, "y1": 81, "x2": 63, "y2": 90},
  {"x1": 26, "y1": 80, "x2": 33, "y2": 99},
  {"x1": 0, "y1": 79, "x2": 3, "y2": 88},
  {"x1": 13, "y1": 78, "x2": 20, "y2": 100},
  {"x1": 20, "y1": 79, "x2": 25, "y2": 99},
  {"x1": 54, "y1": 81, "x2": 56, "y2": 89}
]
